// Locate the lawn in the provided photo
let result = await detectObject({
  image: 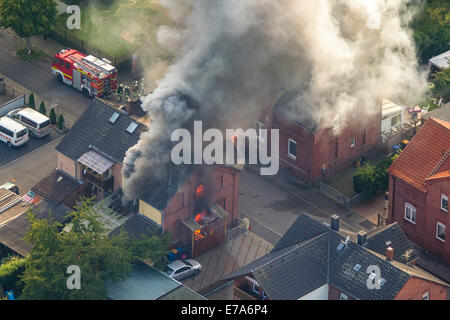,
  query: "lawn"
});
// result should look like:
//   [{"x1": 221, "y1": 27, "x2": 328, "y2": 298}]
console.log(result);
[{"x1": 55, "y1": 1, "x2": 130, "y2": 58}]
